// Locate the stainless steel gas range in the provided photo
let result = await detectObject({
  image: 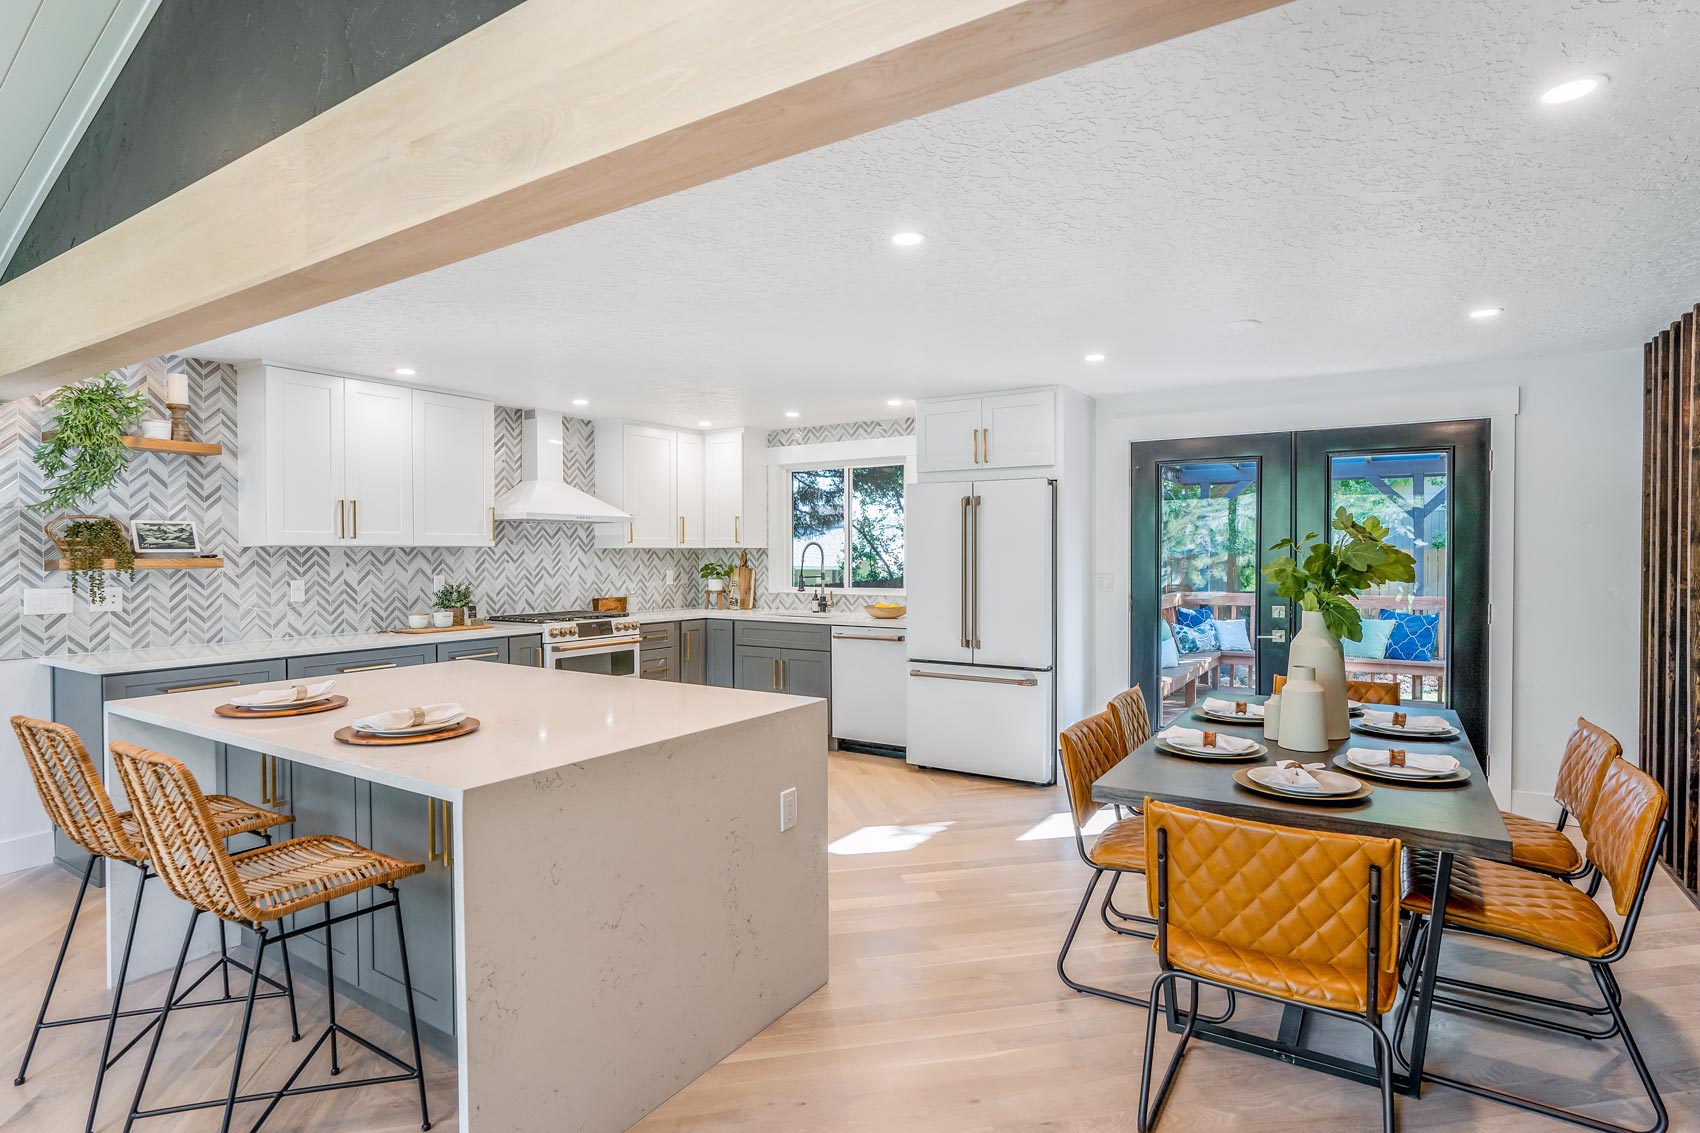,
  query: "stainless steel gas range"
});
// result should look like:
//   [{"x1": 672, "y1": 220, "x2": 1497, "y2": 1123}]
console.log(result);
[{"x1": 485, "y1": 611, "x2": 642, "y2": 677}]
